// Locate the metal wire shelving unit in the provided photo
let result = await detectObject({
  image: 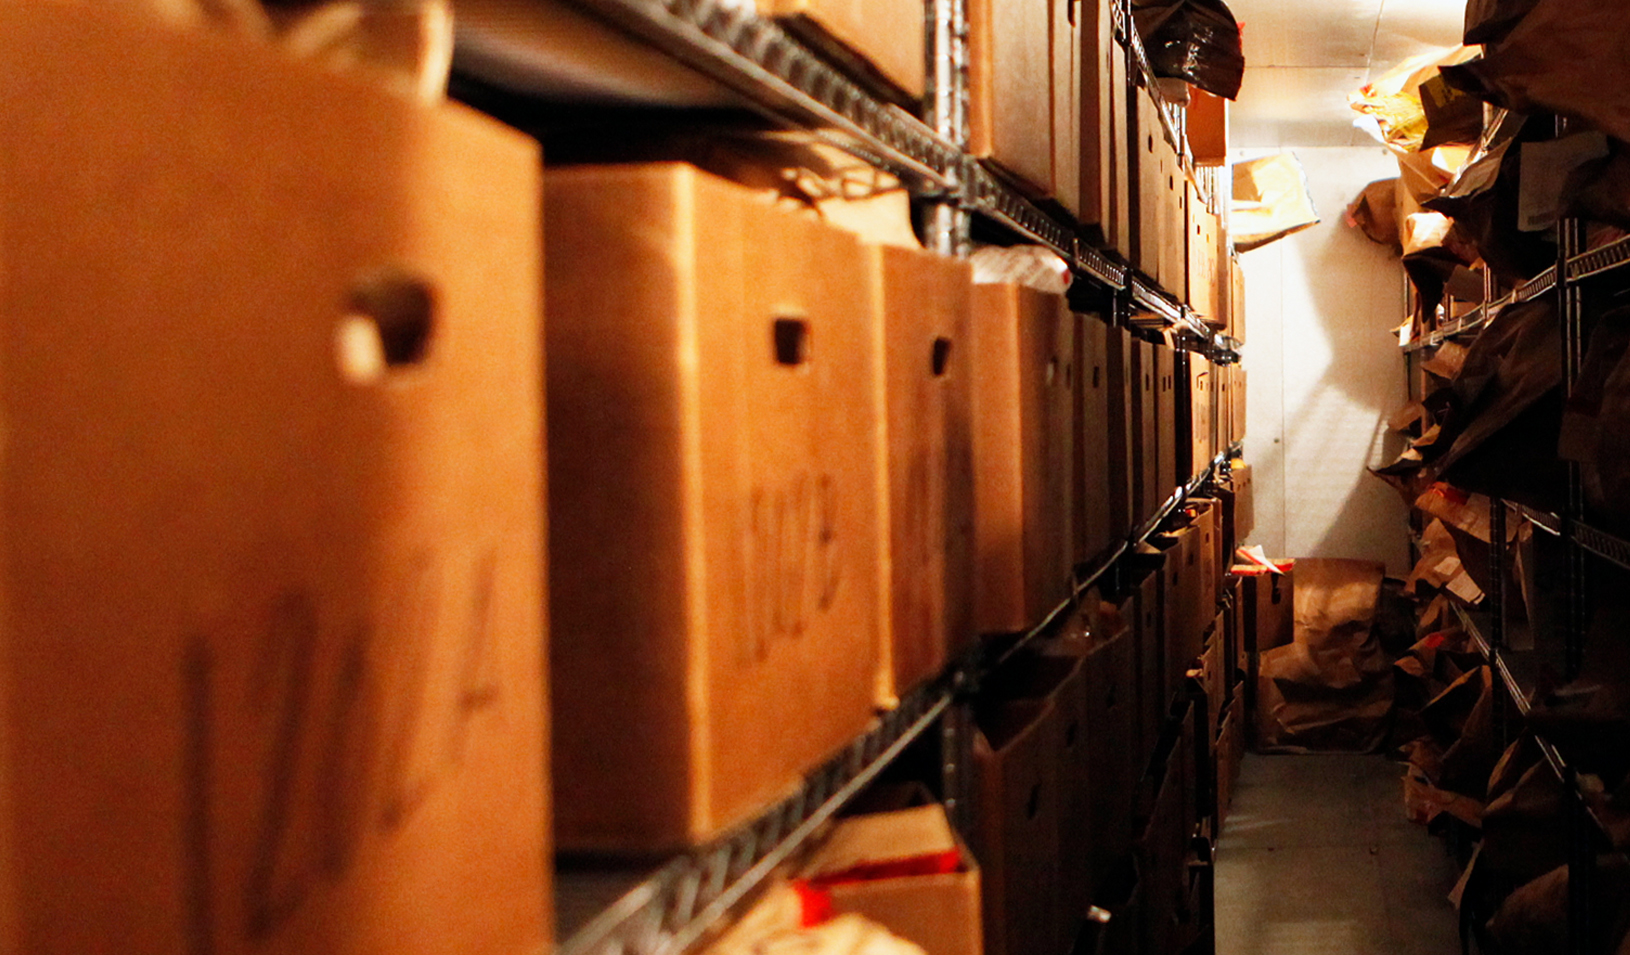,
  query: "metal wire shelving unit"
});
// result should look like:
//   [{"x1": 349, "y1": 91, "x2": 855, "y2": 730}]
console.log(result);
[{"x1": 453, "y1": 2, "x2": 1249, "y2": 951}]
